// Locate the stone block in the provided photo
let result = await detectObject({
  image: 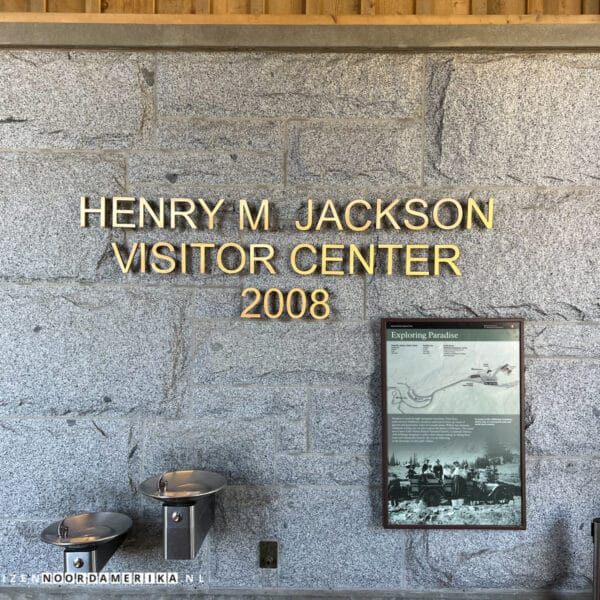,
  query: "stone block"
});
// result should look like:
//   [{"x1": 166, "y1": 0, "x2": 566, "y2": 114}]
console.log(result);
[
  {"x1": 276, "y1": 487, "x2": 405, "y2": 589},
  {"x1": 209, "y1": 485, "x2": 280, "y2": 588},
  {"x1": 0, "y1": 285, "x2": 188, "y2": 417},
  {"x1": 184, "y1": 387, "x2": 307, "y2": 420},
  {"x1": 287, "y1": 121, "x2": 421, "y2": 186},
  {"x1": 405, "y1": 456, "x2": 596, "y2": 590},
  {"x1": 0, "y1": 152, "x2": 126, "y2": 282},
  {"x1": 0, "y1": 419, "x2": 140, "y2": 519},
  {"x1": 157, "y1": 119, "x2": 284, "y2": 154},
  {"x1": 141, "y1": 418, "x2": 279, "y2": 496},
  {"x1": 526, "y1": 323, "x2": 600, "y2": 358},
  {"x1": 425, "y1": 54, "x2": 600, "y2": 185},
  {"x1": 365, "y1": 189, "x2": 600, "y2": 321},
  {"x1": 310, "y1": 387, "x2": 379, "y2": 454},
  {"x1": 188, "y1": 321, "x2": 375, "y2": 387},
  {"x1": 128, "y1": 152, "x2": 282, "y2": 188},
  {"x1": 156, "y1": 53, "x2": 423, "y2": 118},
  {"x1": 278, "y1": 420, "x2": 308, "y2": 453},
  {"x1": 0, "y1": 51, "x2": 154, "y2": 149},
  {"x1": 276, "y1": 453, "x2": 373, "y2": 486},
  {"x1": 0, "y1": 520, "x2": 56, "y2": 579},
  {"x1": 526, "y1": 358, "x2": 600, "y2": 455}
]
